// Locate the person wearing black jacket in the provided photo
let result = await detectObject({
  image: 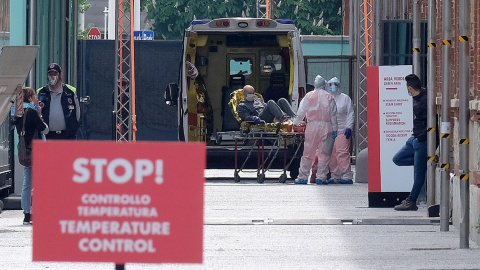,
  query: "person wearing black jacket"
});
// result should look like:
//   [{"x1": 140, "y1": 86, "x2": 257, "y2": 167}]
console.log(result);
[
  {"x1": 392, "y1": 74, "x2": 428, "y2": 211},
  {"x1": 14, "y1": 87, "x2": 49, "y2": 224},
  {"x1": 37, "y1": 63, "x2": 80, "y2": 139}
]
